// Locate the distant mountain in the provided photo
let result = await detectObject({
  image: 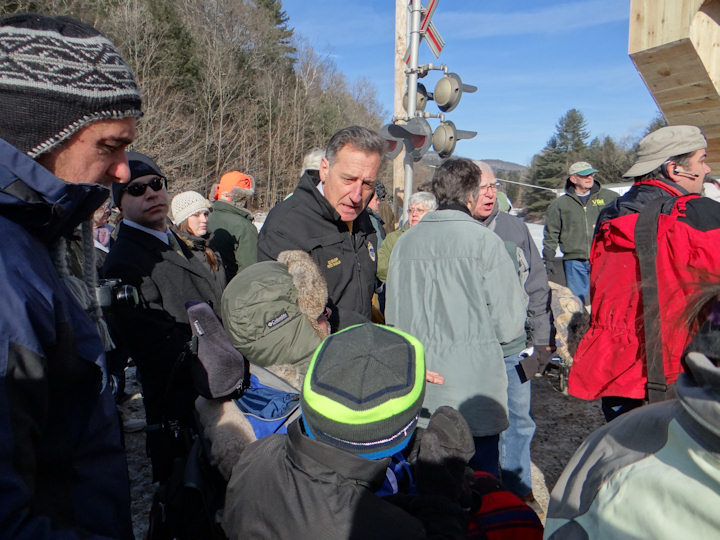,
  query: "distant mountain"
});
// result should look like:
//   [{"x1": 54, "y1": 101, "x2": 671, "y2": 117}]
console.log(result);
[
  {"x1": 417, "y1": 153, "x2": 527, "y2": 173},
  {"x1": 481, "y1": 159, "x2": 527, "y2": 173}
]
